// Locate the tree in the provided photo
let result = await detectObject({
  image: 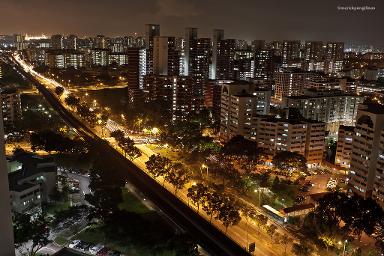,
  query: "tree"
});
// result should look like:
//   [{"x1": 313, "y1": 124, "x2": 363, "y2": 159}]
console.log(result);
[
  {"x1": 281, "y1": 234, "x2": 293, "y2": 253},
  {"x1": 241, "y1": 204, "x2": 257, "y2": 244},
  {"x1": 110, "y1": 129, "x2": 125, "y2": 142},
  {"x1": 202, "y1": 189, "x2": 223, "y2": 223},
  {"x1": 165, "y1": 162, "x2": 191, "y2": 194},
  {"x1": 13, "y1": 213, "x2": 50, "y2": 256},
  {"x1": 85, "y1": 158, "x2": 125, "y2": 220},
  {"x1": 216, "y1": 195, "x2": 241, "y2": 233},
  {"x1": 30, "y1": 131, "x2": 87, "y2": 153},
  {"x1": 292, "y1": 242, "x2": 313, "y2": 256},
  {"x1": 222, "y1": 135, "x2": 260, "y2": 158},
  {"x1": 254, "y1": 214, "x2": 268, "y2": 228},
  {"x1": 118, "y1": 137, "x2": 141, "y2": 160},
  {"x1": 145, "y1": 154, "x2": 172, "y2": 180},
  {"x1": 266, "y1": 224, "x2": 277, "y2": 238},
  {"x1": 55, "y1": 86, "x2": 64, "y2": 96},
  {"x1": 272, "y1": 151, "x2": 307, "y2": 175},
  {"x1": 187, "y1": 183, "x2": 209, "y2": 212},
  {"x1": 64, "y1": 95, "x2": 80, "y2": 107}
]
